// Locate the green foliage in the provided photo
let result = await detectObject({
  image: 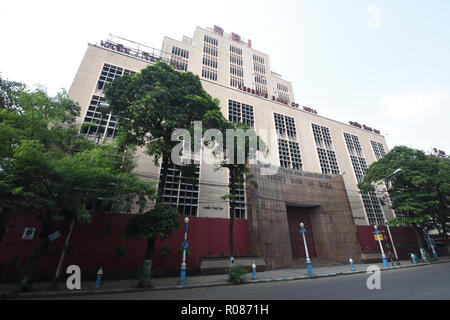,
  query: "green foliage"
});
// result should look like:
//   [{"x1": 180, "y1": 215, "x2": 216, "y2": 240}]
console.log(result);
[
  {"x1": 105, "y1": 61, "x2": 220, "y2": 166},
  {"x1": 0, "y1": 75, "x2": 156, "y2": 281},
  {"x1": 123, "y1": 202, "x2": 180, "y2": 240},
  {"x1": 358, "y1": 146, "x2": 450, "y2": 242},
  {"x1": 228, "y1": 265, "x2": 248, "y2": 284},
  {"x1": 115, "y1": 242, "x2": 127, "y2": 259},
  {"x1": 159, "y1": 244, "x2": 170, "y2": 257}
]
